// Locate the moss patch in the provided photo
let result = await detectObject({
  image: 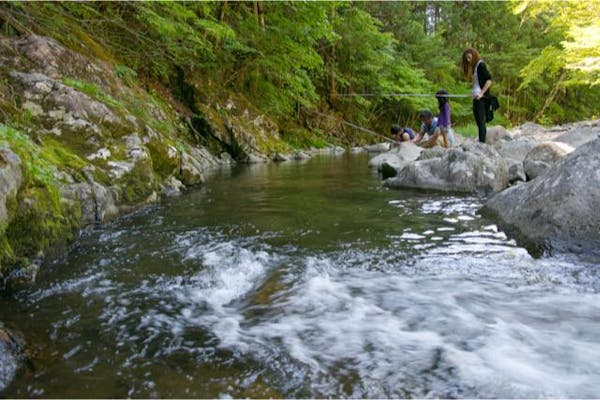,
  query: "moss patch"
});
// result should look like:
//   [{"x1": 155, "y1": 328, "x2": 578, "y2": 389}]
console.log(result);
[
  {"x1": 280, "y1": 127, "x2": 330, "y2": 150},
  {"x1": 146, "y1": 138, "x2": 180, "y2": 179},
  {"x1": 40, "y1": 138, "x2": 88, "y2": 182},
  {"x1": 118, "y1": 161, "x2": 158, "y2": 206},
  {"x1": 0, "y1": 124, "x2": 83, "y2": 271},
  {"x1": 5, "y1": 186, "x2": 80, "y2": 258}
]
